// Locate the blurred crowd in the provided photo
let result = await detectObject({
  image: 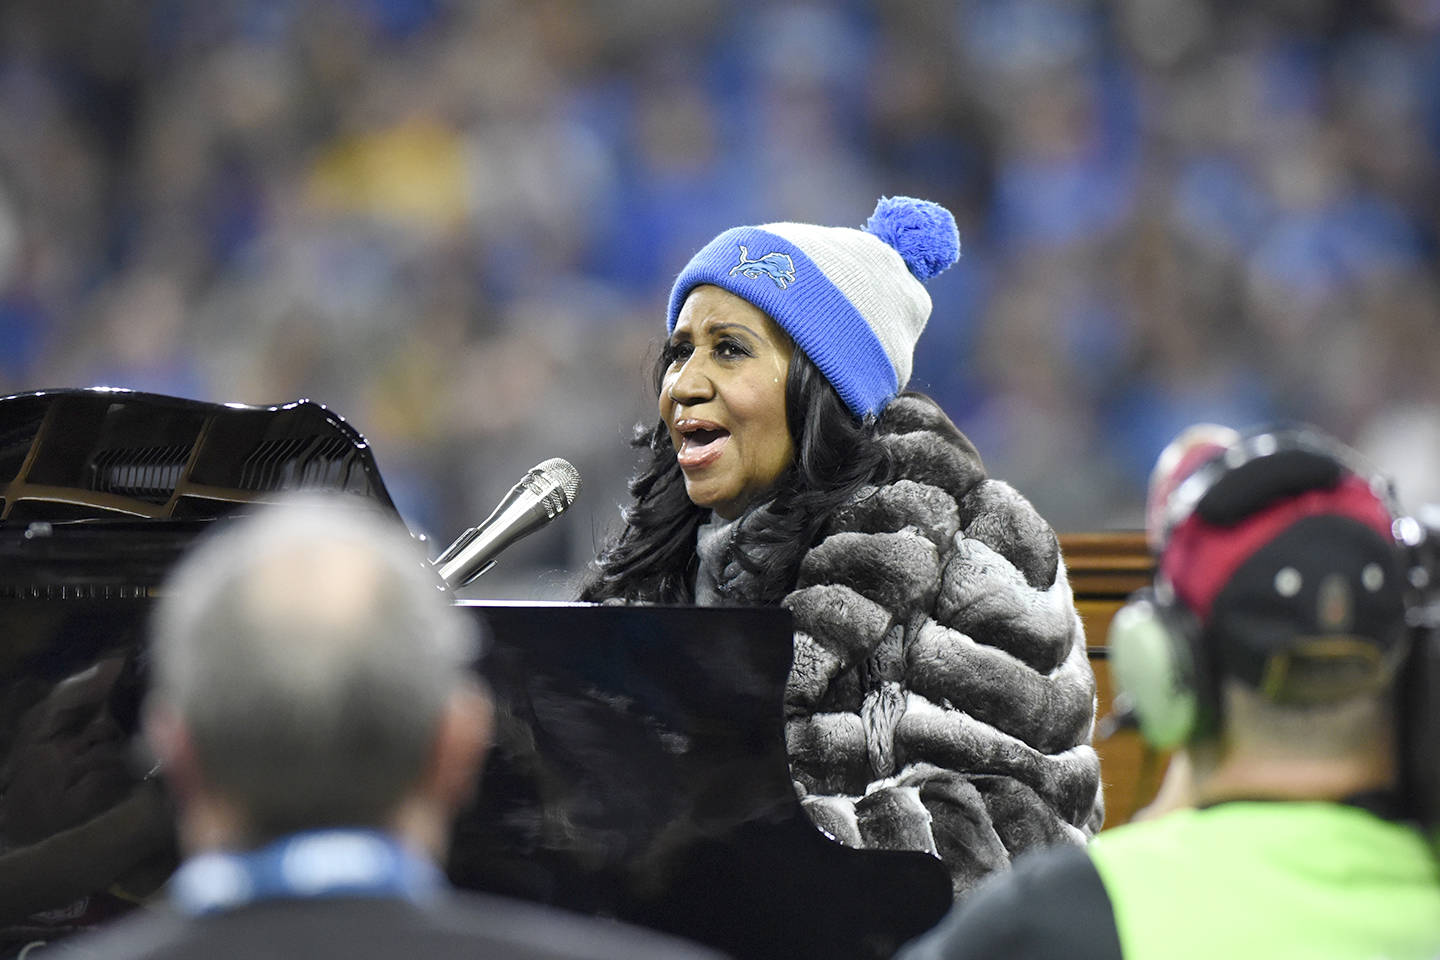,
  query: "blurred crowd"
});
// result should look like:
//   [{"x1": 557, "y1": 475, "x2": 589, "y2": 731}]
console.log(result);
[{"x1": 0, "y1": 0, "x2": 1436, "y2": 597}]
